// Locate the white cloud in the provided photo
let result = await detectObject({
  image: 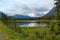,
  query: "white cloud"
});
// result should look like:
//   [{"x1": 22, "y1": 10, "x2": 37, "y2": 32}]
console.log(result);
[{"x1": 0, "y1": 0, "x2": 55, "y2": 17}]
